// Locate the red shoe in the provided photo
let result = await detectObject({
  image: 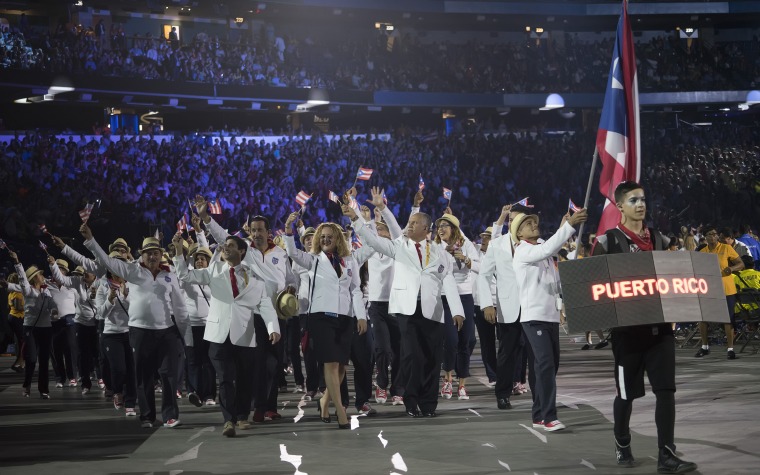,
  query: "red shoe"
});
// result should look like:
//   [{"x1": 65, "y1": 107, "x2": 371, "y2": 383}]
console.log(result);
[
  {"x1": 264, "y1": 411, "x2": 282, "y2": 421},
  {"x1": 252, "y1": 409, "x2": 265, "y2": 423},
  {"x1": 375, "y1": 387, "x2": 387, "y2": 404},
  {"x1": 544, "y1": 420, "x2": 566, "y2": 432}
]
